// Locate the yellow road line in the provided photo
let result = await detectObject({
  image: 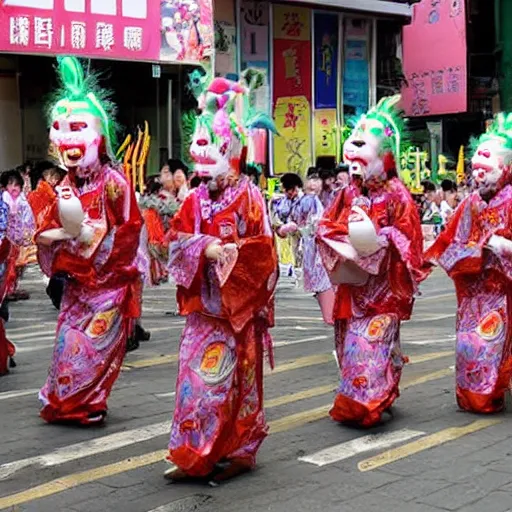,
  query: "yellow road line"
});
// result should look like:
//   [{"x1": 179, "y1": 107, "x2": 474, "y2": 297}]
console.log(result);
[
  {"x1": 358, "y1": 418, "x2": 501, "y2": 472},
  {"x1": 267, "y1": 353, "x2": 332, "y2": 375},
  {"x1": 266, "y1": 384, "x2": 335, "y2": 408},
  {"x1": 408, "y1": 351, "x2": 453, "y2": 364},
  {"x1": 0, "y1": 406, "x2": 330, "y2": 510},
  {"x1": 123, "y1": 344, "x2": 454, "y2": 372},
  {"x1": 0, "y1": 362, "x2": 457, "y2": 509},
  {"x1": 270, "y1": 405, "x2": 331, "y2": 434},
  {"x1": 123, "y1": 354, "x2": 179, "y2": 369}
]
